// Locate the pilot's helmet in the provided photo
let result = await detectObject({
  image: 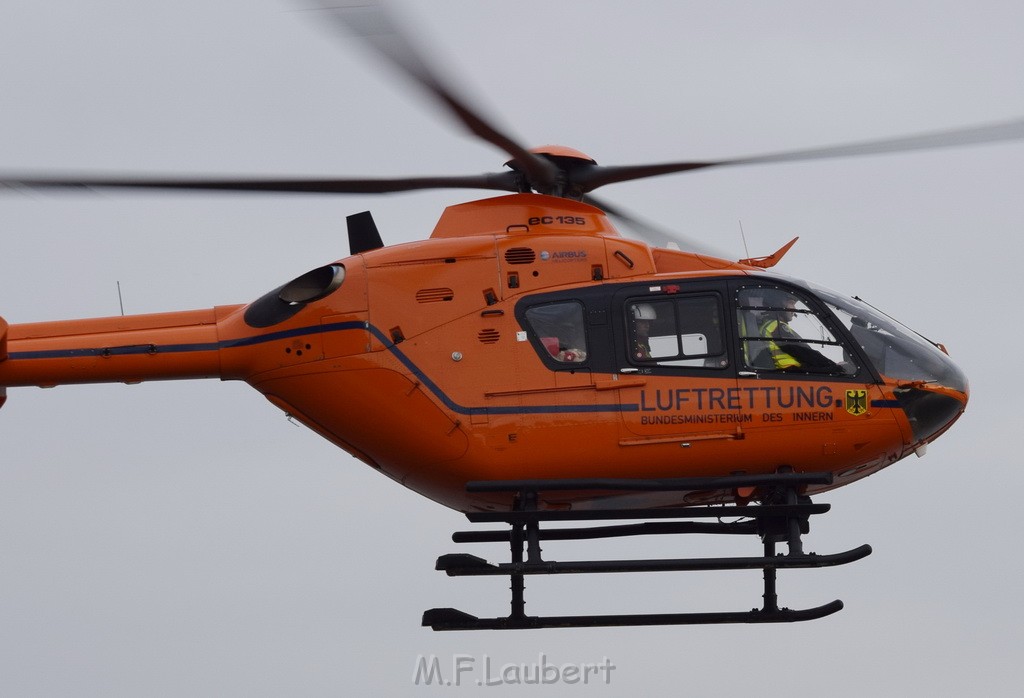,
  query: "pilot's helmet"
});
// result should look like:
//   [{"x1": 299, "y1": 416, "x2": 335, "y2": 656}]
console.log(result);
[{"x1": 631, "y1": 303, "x2": 656, "y2": 321}]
